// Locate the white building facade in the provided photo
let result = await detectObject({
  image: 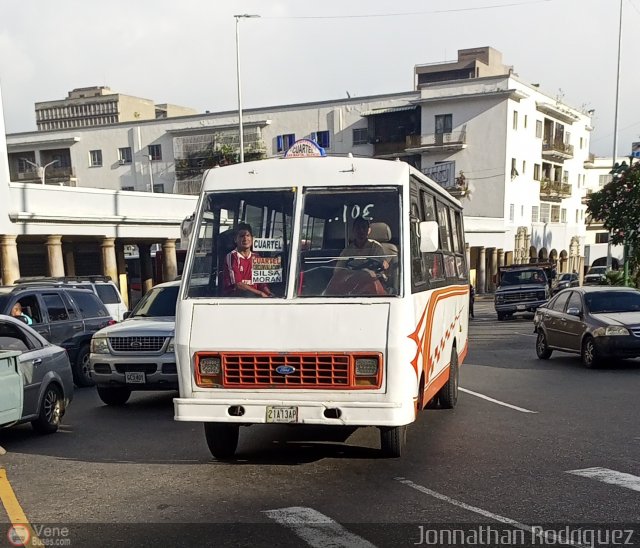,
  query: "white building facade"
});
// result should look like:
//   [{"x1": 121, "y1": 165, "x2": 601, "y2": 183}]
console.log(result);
[{"x1": 4, "y1": 47, "x2": 596, "y2": 292}]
